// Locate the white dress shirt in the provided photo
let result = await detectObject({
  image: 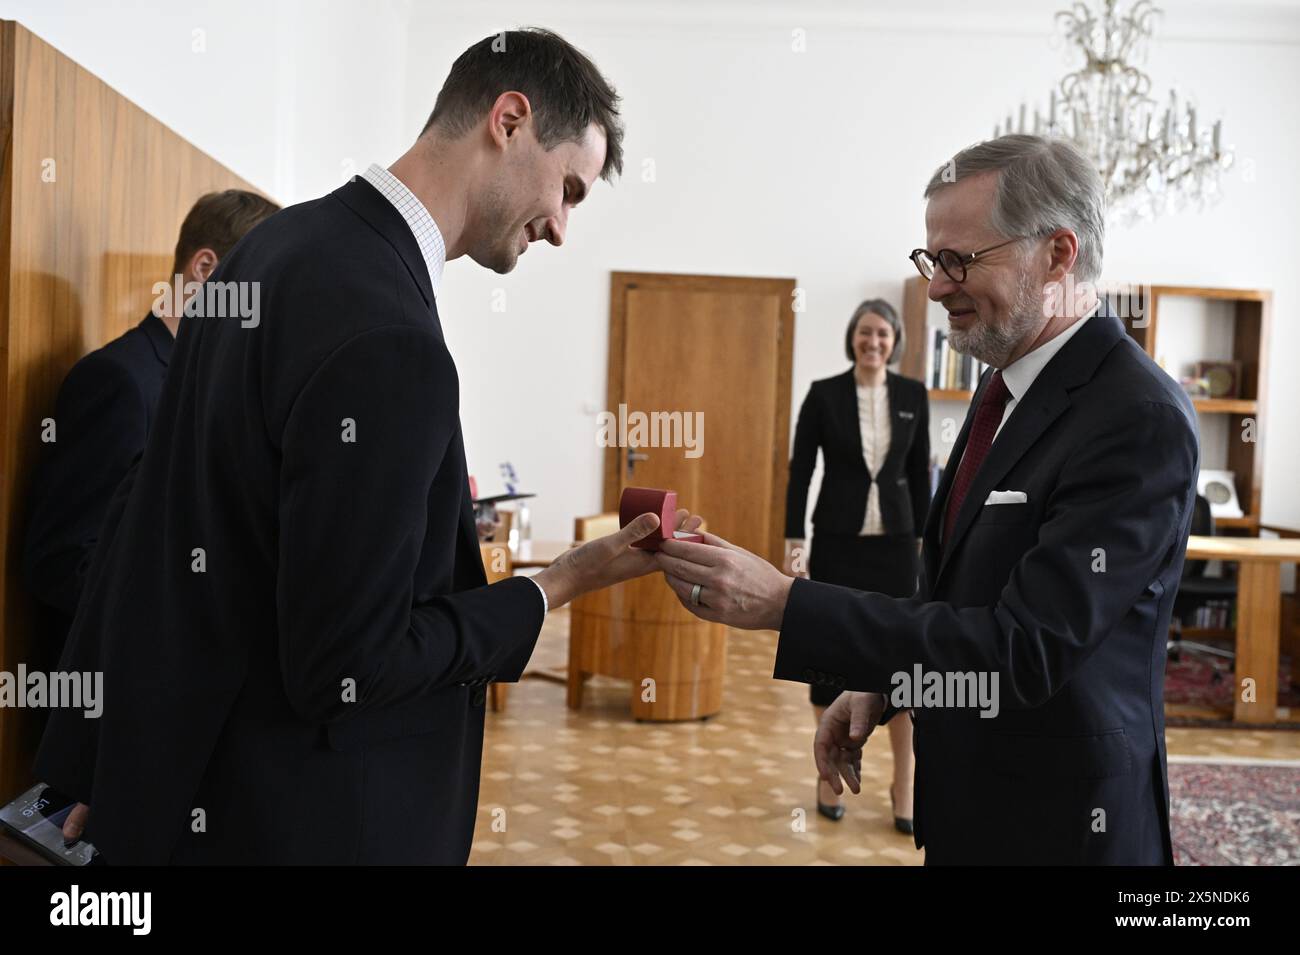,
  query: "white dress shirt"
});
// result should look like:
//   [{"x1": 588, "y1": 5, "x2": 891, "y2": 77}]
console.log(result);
[
  {"x1": 361, "y1": 163, "x2": 548, "y2": 615},
  {"x1": 361, "y1": 163, "x2": 446, "y2": 296},
  {"x1": 993, "y1": 301, "x2": 1101, "y2": 441},
  {"x1": 945, "y1": 302, "x2": 1103, "y2": 525}
]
